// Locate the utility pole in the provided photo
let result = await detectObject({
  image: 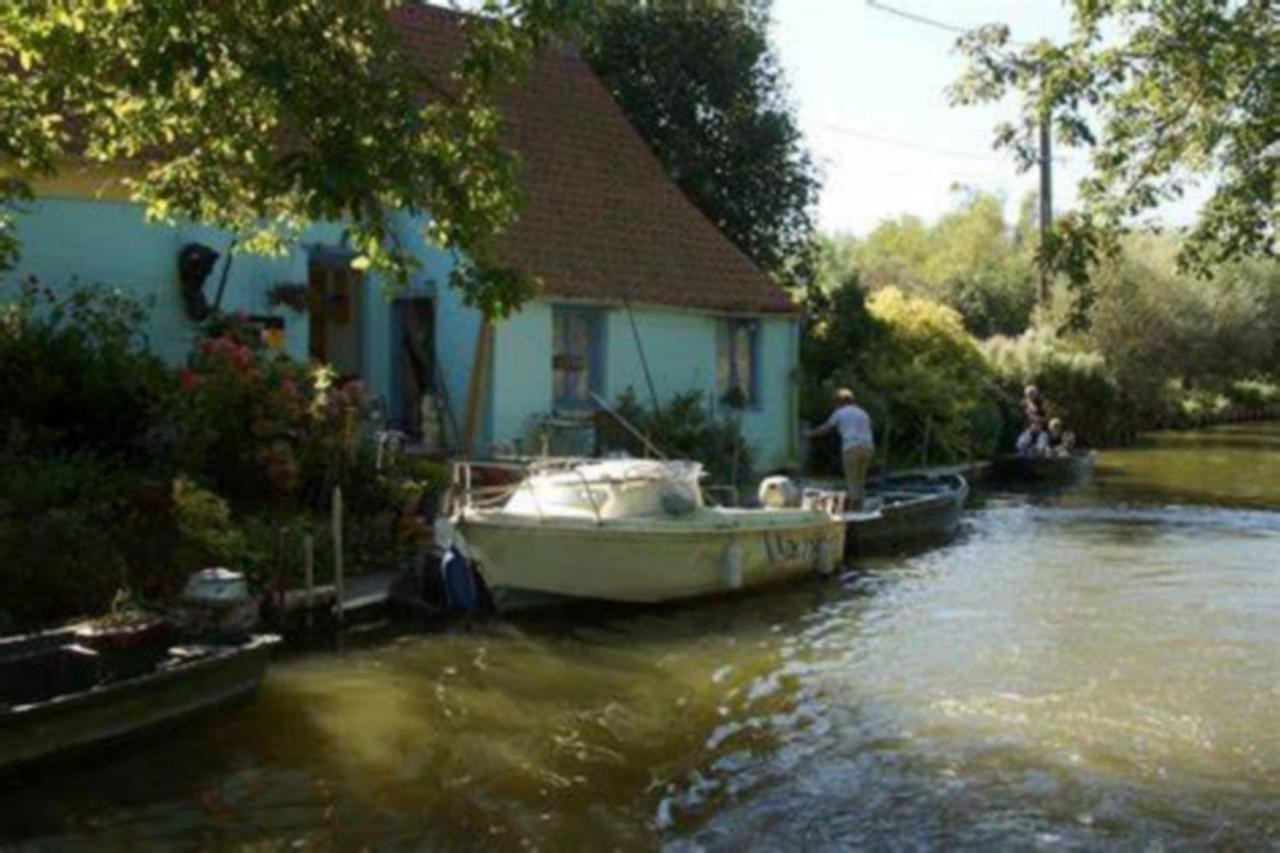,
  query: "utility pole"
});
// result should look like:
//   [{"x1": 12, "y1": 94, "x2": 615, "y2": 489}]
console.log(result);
[
  {"x1": 1038, "y1": 110, "x2": 1053, "y2": 309},
  {"x1": 864, "y1": 0, "x2": 1054, "y2": 305}
]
